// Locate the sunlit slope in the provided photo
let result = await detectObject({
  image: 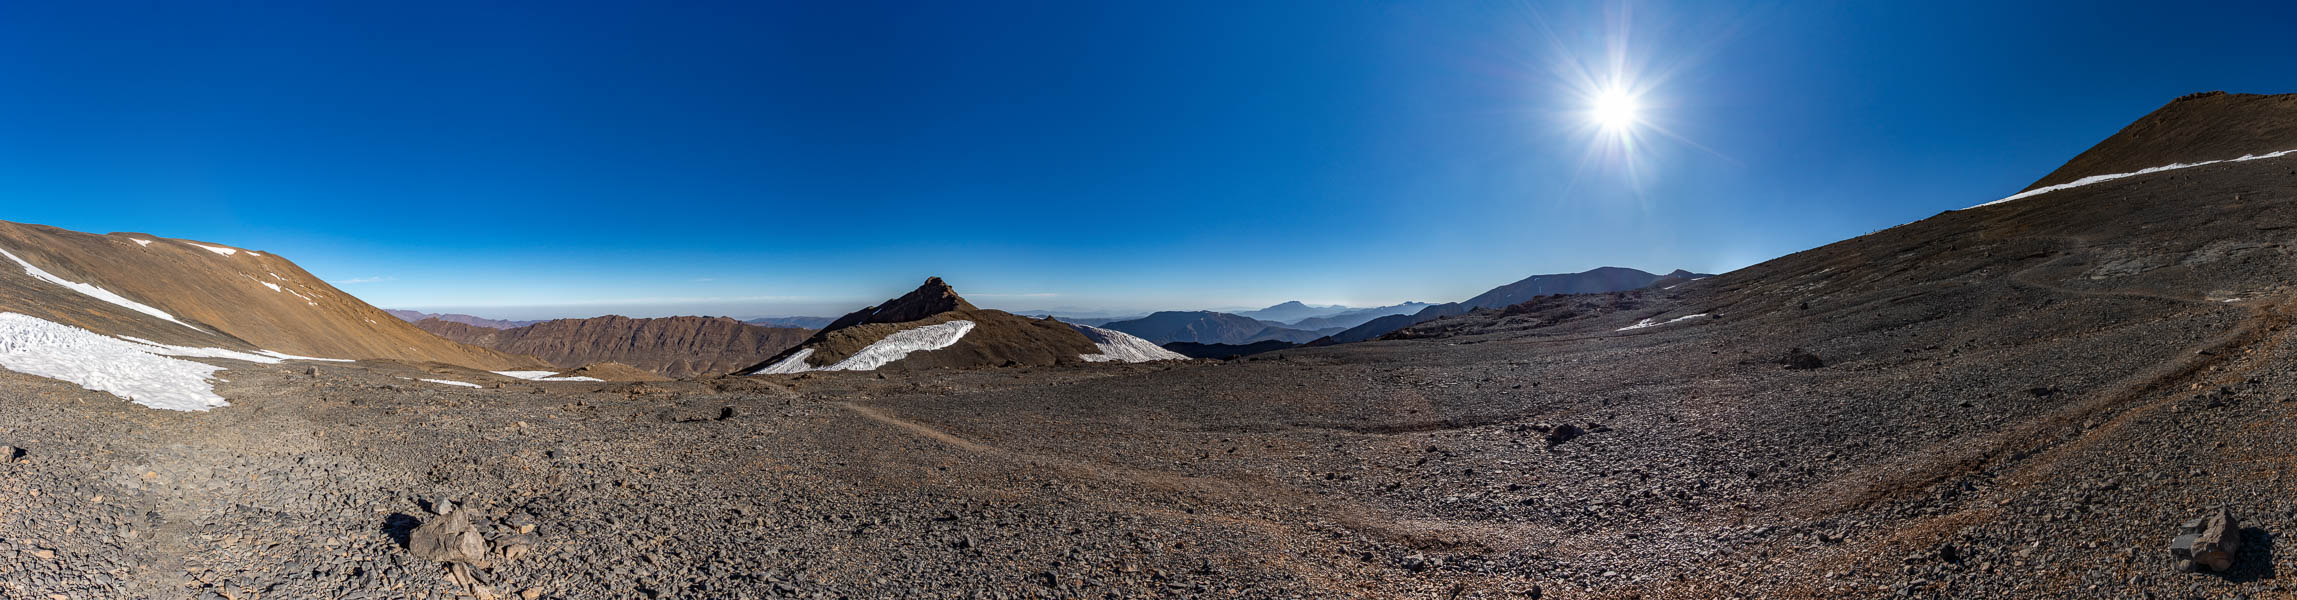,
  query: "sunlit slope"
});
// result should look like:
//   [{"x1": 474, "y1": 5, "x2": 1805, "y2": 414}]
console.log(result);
[{"x1": 0, "y1": 220, "x2": 541, "y2": 369}]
